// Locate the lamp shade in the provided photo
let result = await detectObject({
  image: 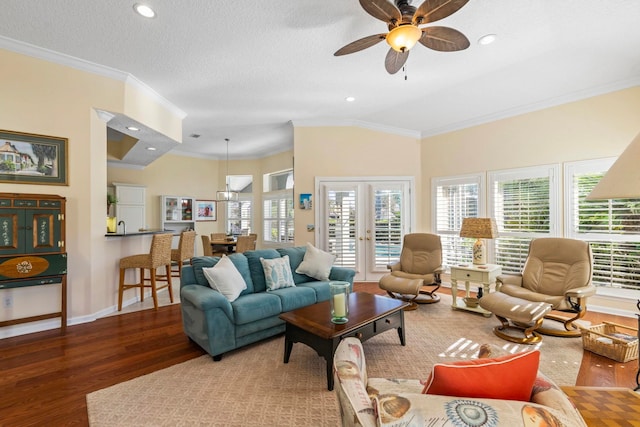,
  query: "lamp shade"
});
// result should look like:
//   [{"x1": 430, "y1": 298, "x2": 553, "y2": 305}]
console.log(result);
[
  {"x1": 386, "y1": 25, "x2": 422, "y2": 52},
  {"x1": 586, "y1": 131, "x2": 640, "y2": 200},
  {"x1": 459, "y1": 218, "x2": 498, "y2": 239}
]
